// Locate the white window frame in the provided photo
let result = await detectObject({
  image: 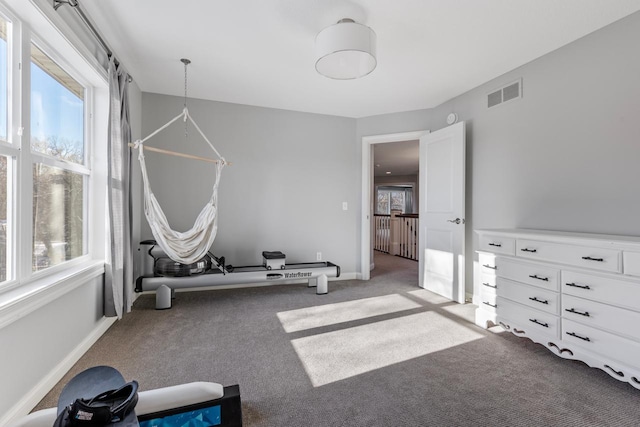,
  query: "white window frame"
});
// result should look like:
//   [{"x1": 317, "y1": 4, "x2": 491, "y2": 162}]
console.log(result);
[
  {"x1": 28, "y1": 35, "x2": 92, "y2": 280},
  {"x1": 0, "y1": 4, "x2": 19, "y2": 290},
  {"x1": 0, "y1": 0, "x2": 108, "y2": 305}
]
